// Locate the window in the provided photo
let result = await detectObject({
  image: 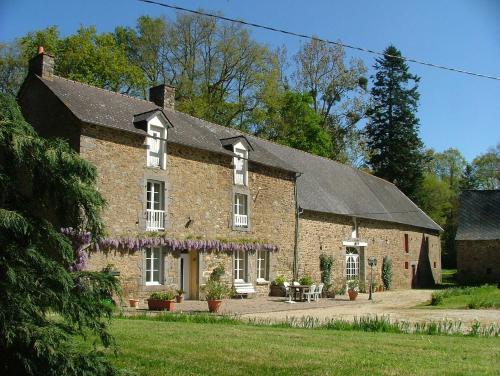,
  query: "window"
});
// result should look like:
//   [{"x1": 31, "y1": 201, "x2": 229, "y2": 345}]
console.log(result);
[
  {"x1": 345, "y1": 247, "x2": 359, "y2": 280},
  {"x1": 257, "y1": 250, "x2": 269, "y2": 282},
  {"x1": 147, "y1": 125, "x2": 165, "y2": 168},
  {"x1": 233, "y1": 144, "x2": 248, "y2": 186},
  {"x1": 404, "y1": 234, "x2": 409, "y2": 253},
  {"x1": 146, "y1": 181, "x2": 165, "y2": 231},
  {"x1": 145, "y1": 247, "x2": 163, "y2": 285},
  {"x1": 433, "y1": 261, "x2": 437, "y2": 268},
  {"x1": 233, "y1": 193, "x2": 248, "y2": 228},
  {"x1": 234, "y1": 250, "x2": 247, "y2": 282},
  {"x1": 405, "y1": 261, "x2": 409, "y2": 269}
]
